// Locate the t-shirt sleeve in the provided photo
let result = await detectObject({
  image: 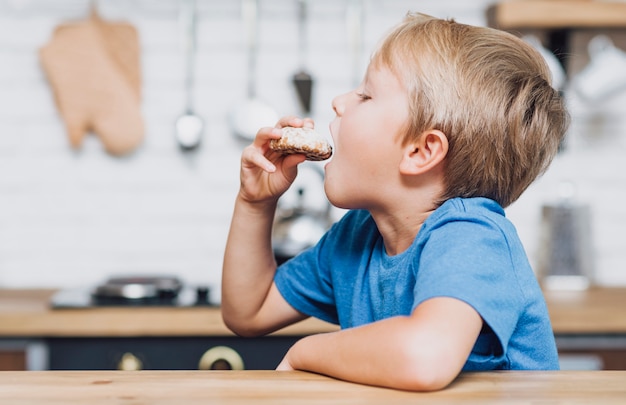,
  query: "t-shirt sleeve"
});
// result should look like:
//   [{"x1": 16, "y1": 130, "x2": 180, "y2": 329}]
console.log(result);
[
  {"x1": 413, "y1": 216, "x2": 525, "y2": 369},
  {"x1": 274, "y1": 229, "x2": 339, "y2": 325}
]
